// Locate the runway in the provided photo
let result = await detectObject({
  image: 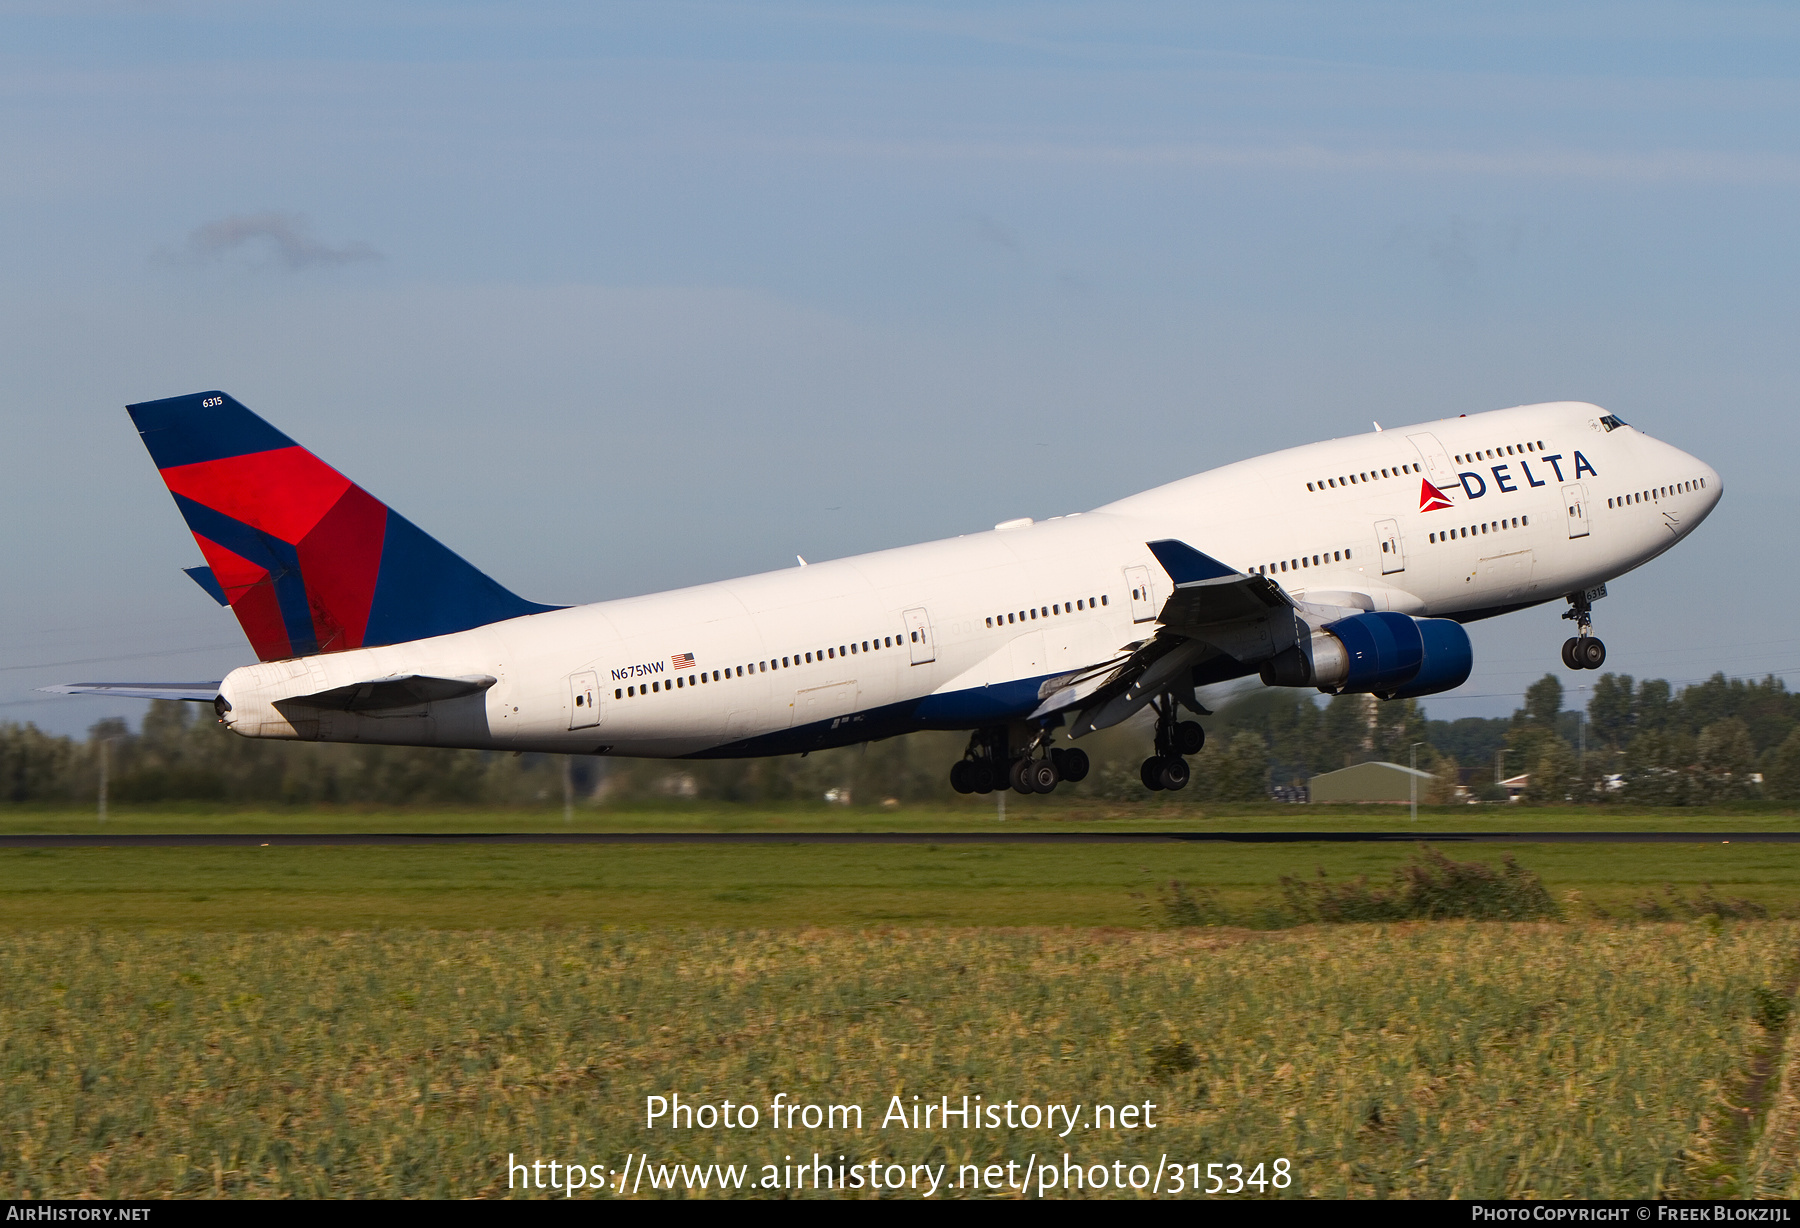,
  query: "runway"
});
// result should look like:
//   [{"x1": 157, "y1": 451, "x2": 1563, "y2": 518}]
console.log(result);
[{"x1": 1, "y1": 831, "x2": 1796, "y2": 847}]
